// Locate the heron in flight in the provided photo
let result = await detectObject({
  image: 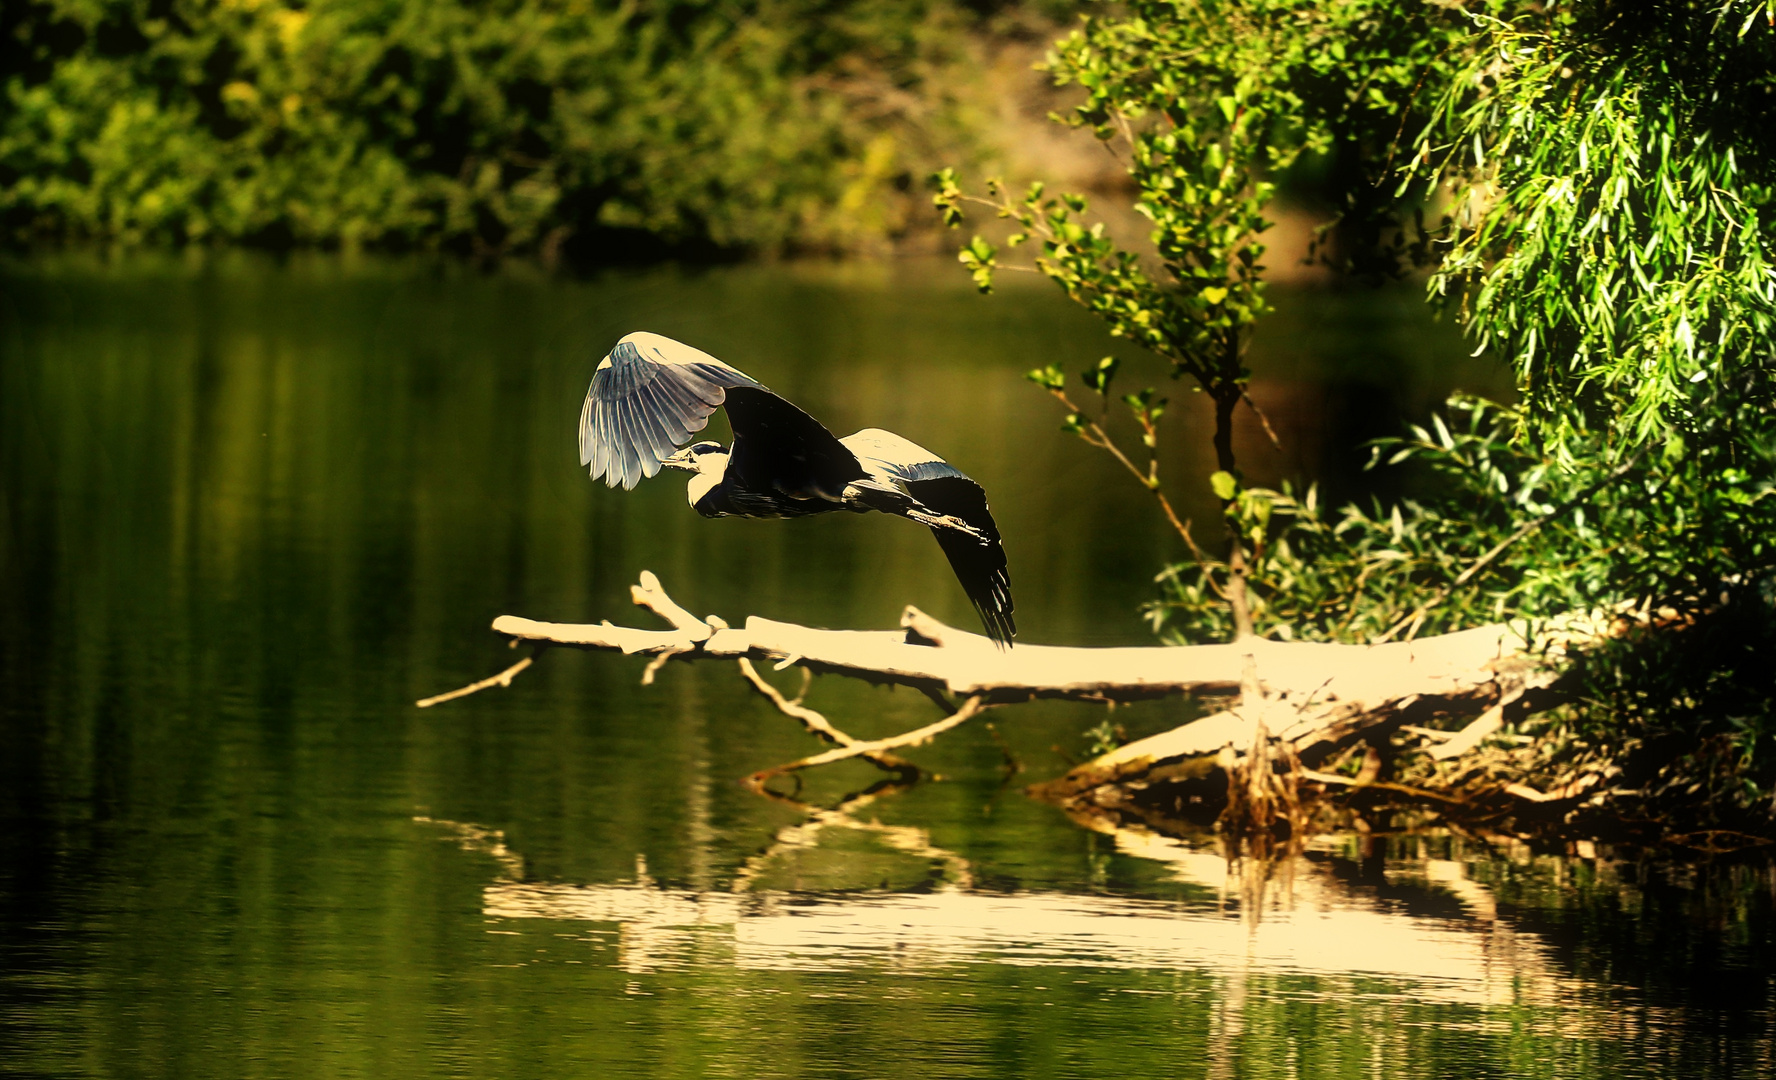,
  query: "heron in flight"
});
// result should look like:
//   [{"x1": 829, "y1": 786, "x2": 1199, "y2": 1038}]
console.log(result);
[{"x1": 579, "y1": 332, "x2": 1015, "y2": 646}]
